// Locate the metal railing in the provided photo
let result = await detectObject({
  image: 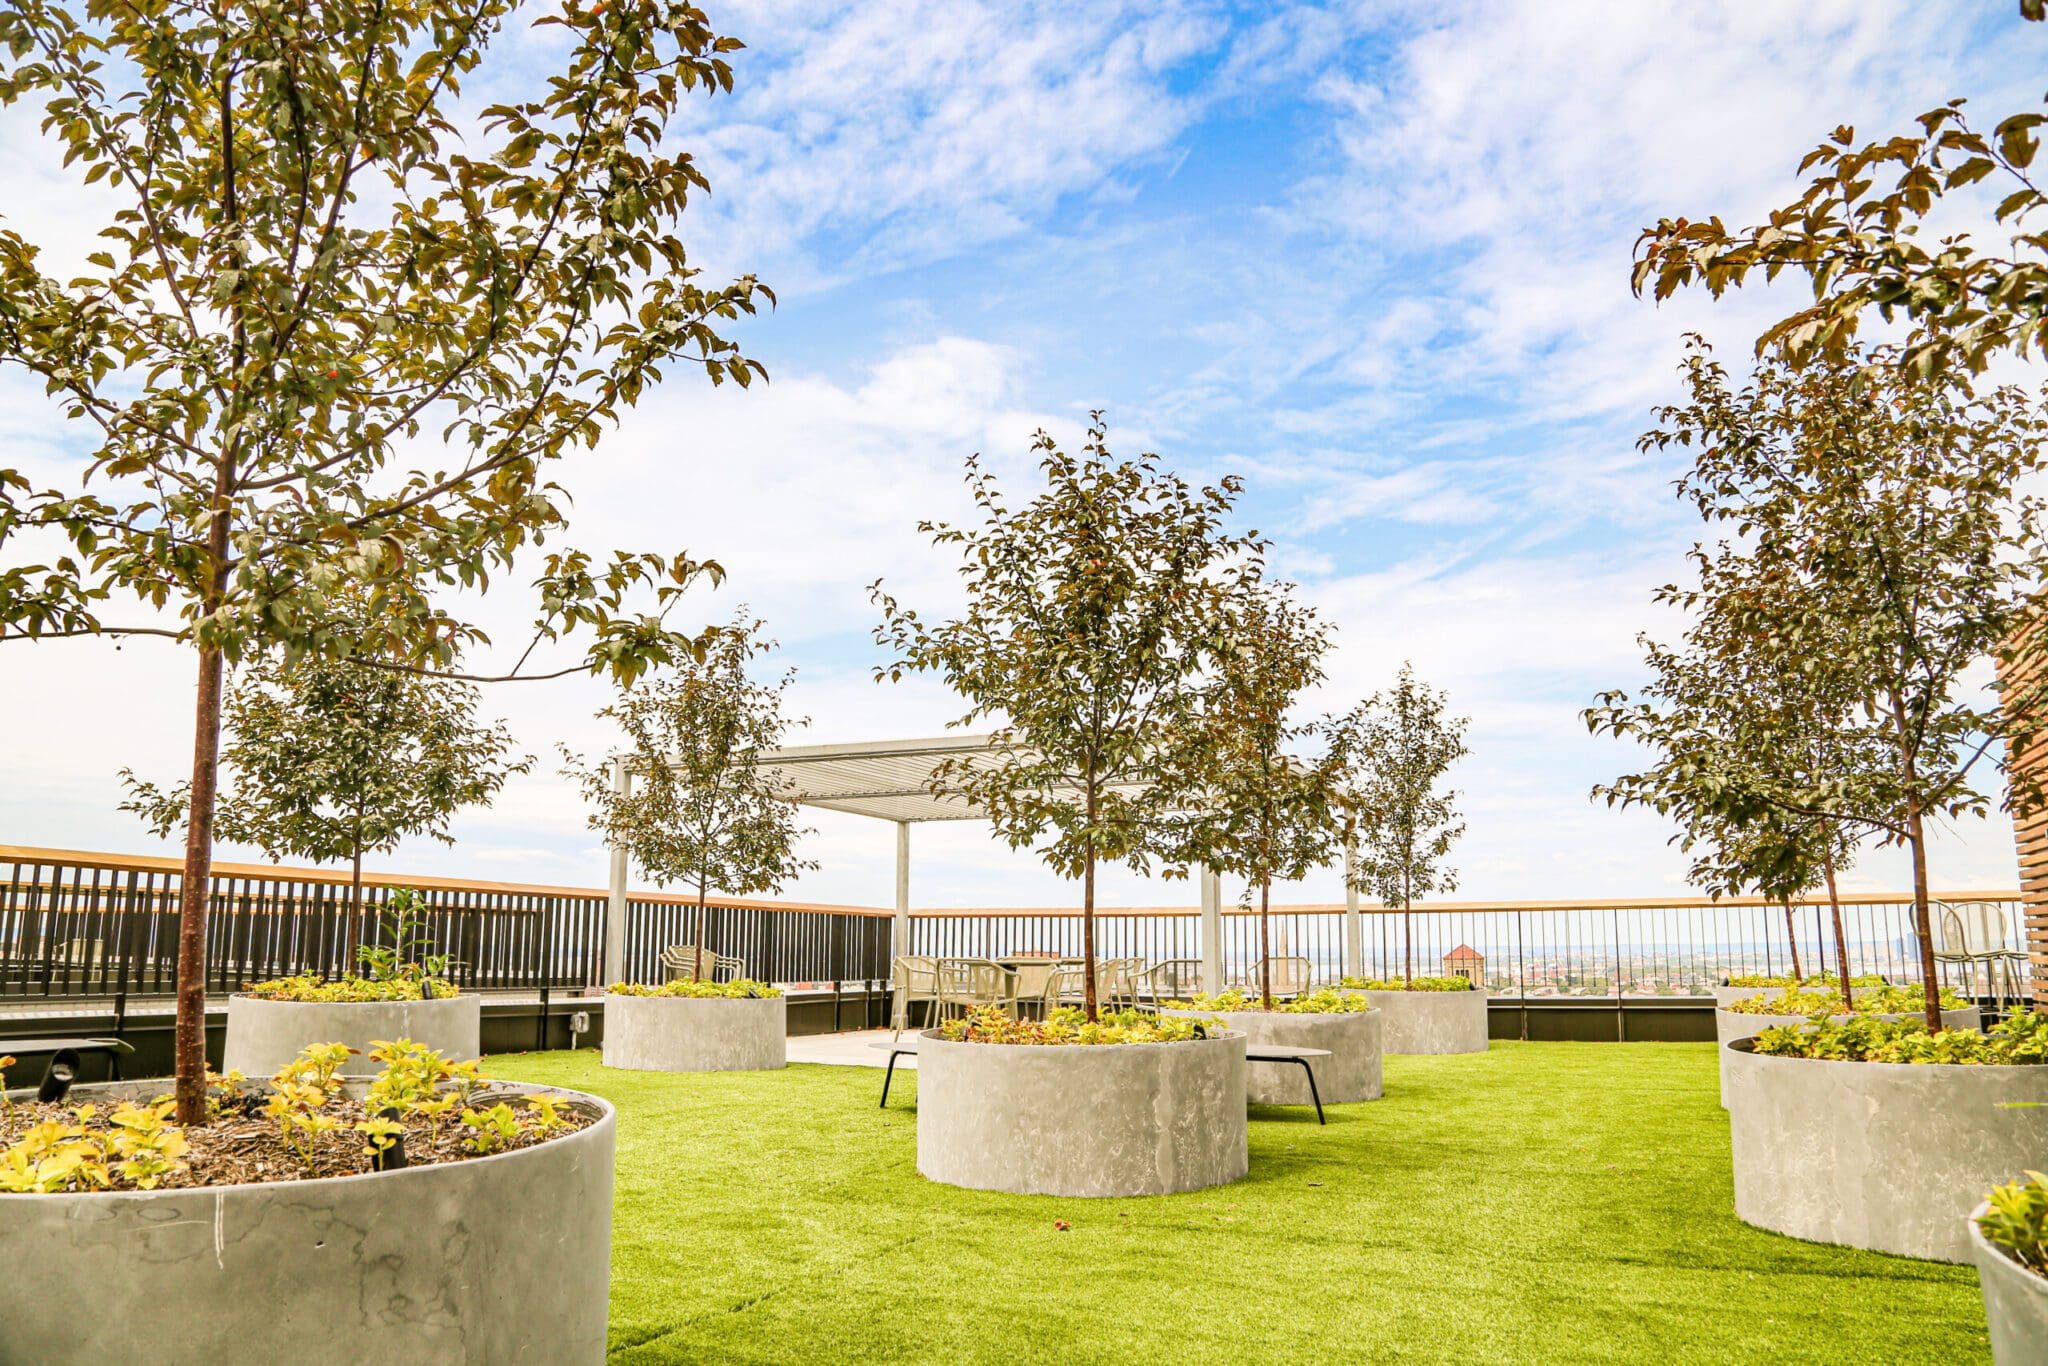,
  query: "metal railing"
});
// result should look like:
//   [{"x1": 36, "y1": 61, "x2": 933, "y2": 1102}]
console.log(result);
[
  {"x1": 910, "y1": 893, "x2": 2031, "y2": 1000},
  {"x1": 0, "y1": 847, "x2": 892, "y2": 1002},
  {"x1": 2, "y1": 845, "x2": 2025, "y2": 1008}
]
